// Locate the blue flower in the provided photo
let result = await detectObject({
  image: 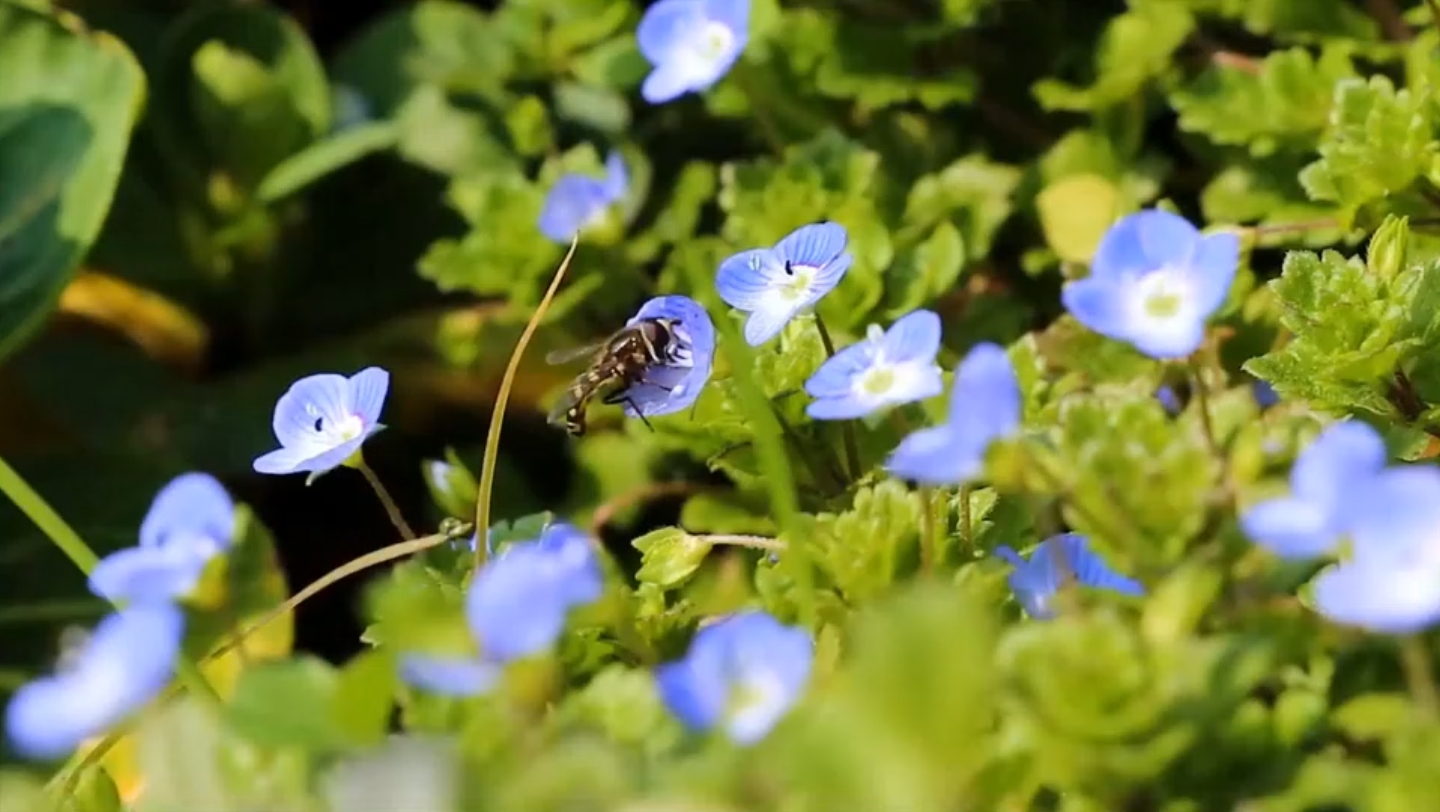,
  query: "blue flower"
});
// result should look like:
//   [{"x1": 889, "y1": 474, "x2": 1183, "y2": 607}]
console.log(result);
[
  {"x1": 1062, "y1": 209, "x2": 1239, "y2": 359},
  {"x1": 253, "y1": 367, "x2": 389, "y2": 483},
  {"x1": 614, "y1": 295, "x2": 716, "y2": 419},
  {"x1": 994, "y1": 533, "x2": 1145, "y2": 619},
  {"x1": 1312, "y1": 466, "x2": 1440, "y2": 634},
  {"x1": 1253, "y1": 379, "x2": 1279, "y2": 410},
  {"x1": 1240, "y1": 421, "x2": 1387, "y2": 560},
  {"x1": 89, "y1": 473, "x2": 236, "y2": 604},
  {"x1": 716, "y1": 222, "x2": 853, "y2": 346},
  {"x1": 466, "y1": 523, "x2": 604, "y2": 662},
  {"x1": 399, "y1": 523, "x2": 604, "y2": 697},
  {"x1": 655, "y1": 611, "x2": 812, "y2": 745},
  {"x1": 637, "y1": 0, "x2": 749, "y2": 104},
  {"x1": 5, "y1": 604, "x2": 184, "y2": 759},
  {"x1": 886, "y1": 342, "x2": 1020, "y2": 486},
  {"x1": 1156, "y1": 385, "x2": 1182, "y2": 415},
  {"x1": 397, "y1": 655, "x2": 501, "y2": 697},
  {"x1": 537, "y1": 152, "x2": 628, "y2": 243},
  {"x1": 803, "y1": 309, "x2": 945, "y2": 420}
]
